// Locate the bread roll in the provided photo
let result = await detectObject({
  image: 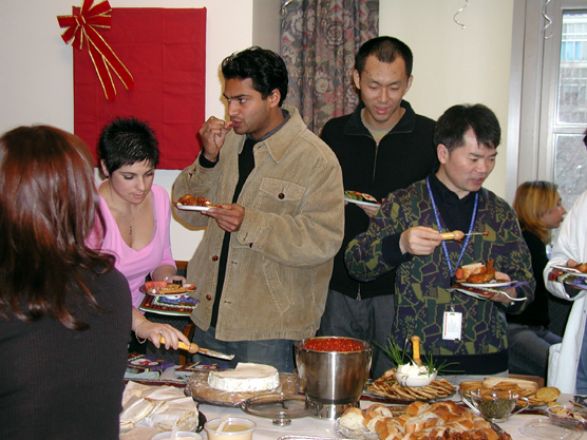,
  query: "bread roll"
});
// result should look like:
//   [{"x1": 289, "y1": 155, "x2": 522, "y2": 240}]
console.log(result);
[{"x1": 338, "y1": 407, "x2": 364, "y2": 431}]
